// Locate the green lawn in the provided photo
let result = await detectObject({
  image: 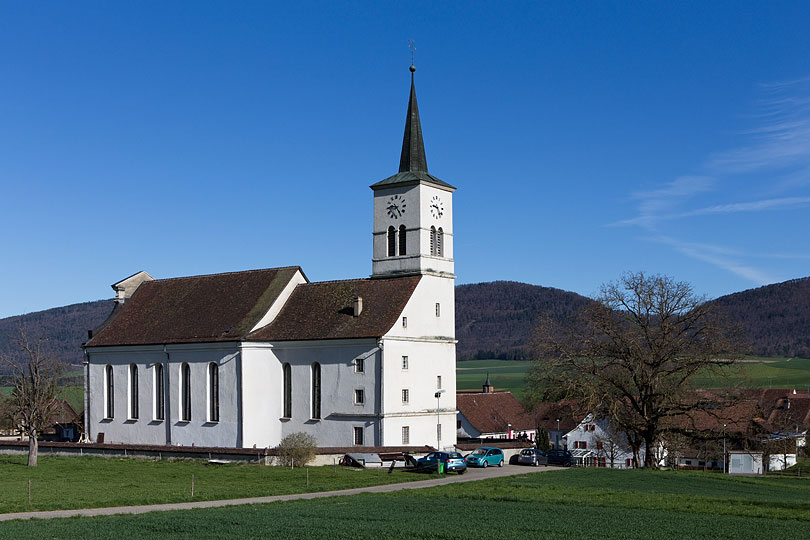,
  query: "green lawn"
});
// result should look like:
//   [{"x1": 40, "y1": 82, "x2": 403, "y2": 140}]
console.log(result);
[
  {"x1": 1, "y1": 468, "x2": 808, "y2": 538},
  {"x1": 0, "y1": 455, "x2": 430, "y2": 514},
  {"x1": 458, "y1": 357, "x2": 810, "y2": 397}
]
